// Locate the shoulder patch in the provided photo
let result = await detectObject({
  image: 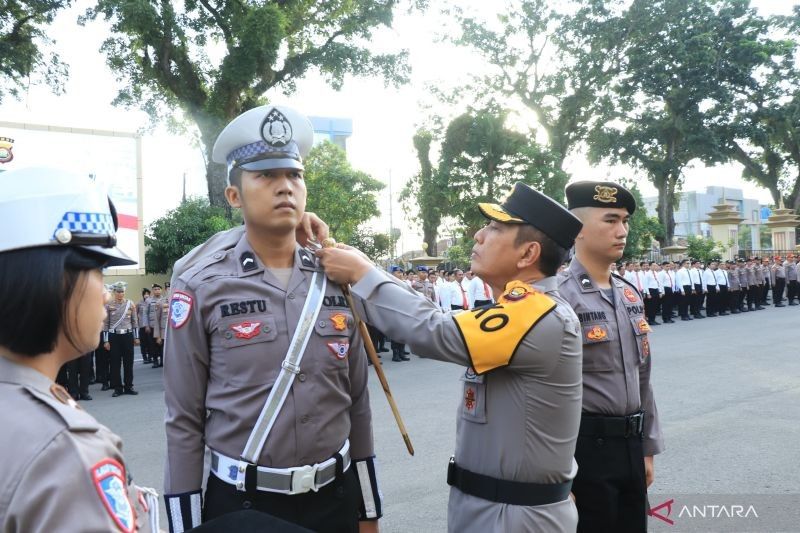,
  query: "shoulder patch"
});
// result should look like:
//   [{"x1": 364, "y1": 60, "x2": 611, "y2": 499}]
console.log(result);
[
  {"x1": 169, "y1": 291, "x2": 193, "y2": 329},
  {"x1": 92, "y1": 458, "x2": 135, "y2": 533},
  {"x1": 452, "y1": 280, "x2": 556, "y2": 374}
]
